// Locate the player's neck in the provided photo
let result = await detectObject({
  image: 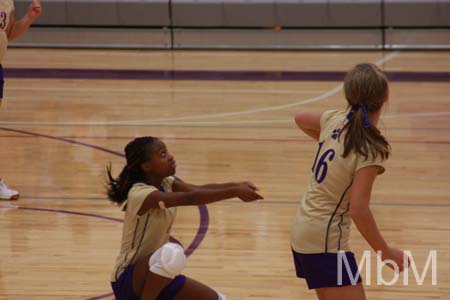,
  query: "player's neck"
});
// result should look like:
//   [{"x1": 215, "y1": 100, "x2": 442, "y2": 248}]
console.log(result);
[
  {"x1": 370, "y1": 110, "x2": 381, "y2": 127},
  {"x1": 144, "y1": 174, "x2": 164, "y2": 189}
]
